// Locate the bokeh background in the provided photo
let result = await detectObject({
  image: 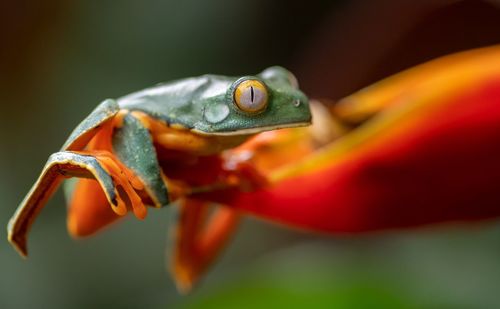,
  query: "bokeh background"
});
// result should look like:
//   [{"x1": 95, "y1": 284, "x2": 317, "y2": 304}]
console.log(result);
[{"x1": 1, "y1": 0, "x2": 500, "y2": 308}]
